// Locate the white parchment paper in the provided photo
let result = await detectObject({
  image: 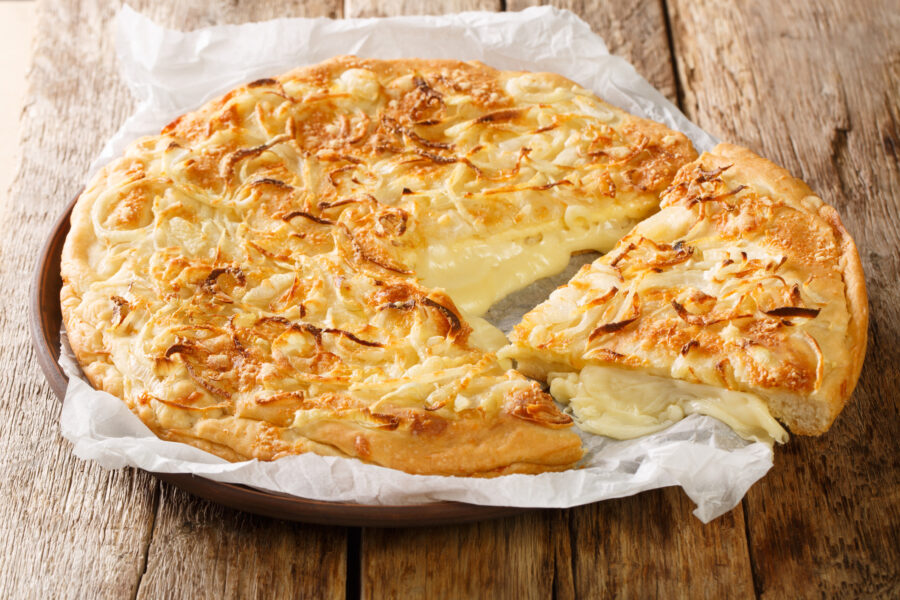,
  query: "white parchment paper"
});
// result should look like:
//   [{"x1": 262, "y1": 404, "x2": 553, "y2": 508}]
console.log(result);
[{"x1": 60, "y1": 5, "x2": 771, "y2": 523}]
